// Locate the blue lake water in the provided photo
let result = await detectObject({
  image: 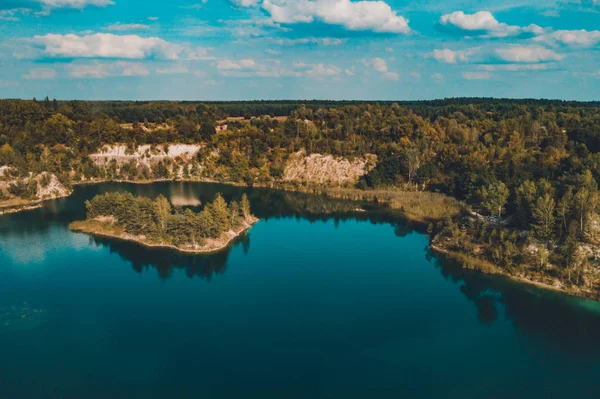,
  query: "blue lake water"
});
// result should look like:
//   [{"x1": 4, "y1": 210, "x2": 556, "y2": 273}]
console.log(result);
[{"x1": 1, "y1": 182, "x2": 600, "y2": 398}]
